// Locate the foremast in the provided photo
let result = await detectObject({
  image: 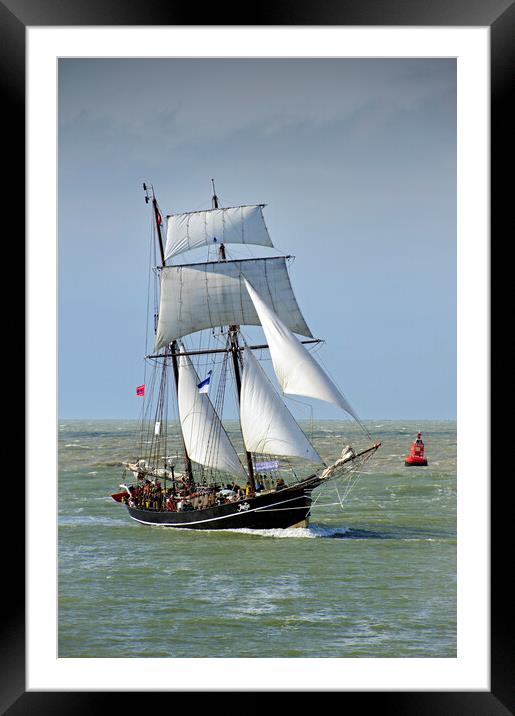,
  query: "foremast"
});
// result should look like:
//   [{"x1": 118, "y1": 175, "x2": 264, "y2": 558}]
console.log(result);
[{"x1": 144, "y1": 182, "x2": 194, "y2": 484}]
